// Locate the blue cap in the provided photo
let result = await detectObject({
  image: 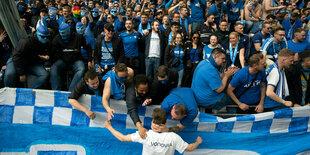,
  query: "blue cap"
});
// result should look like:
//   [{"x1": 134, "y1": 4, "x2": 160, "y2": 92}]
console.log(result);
[
  {"x1": 92, "y1": 8, "x2": 99, "y2": 12},
  {"x1": 37, "y1": 25, "x2": 50, "y2": 36},
  {"x1": 76, "y1": 22, "x2": 84, "y2": 28},
  {"x1": 59, "y1": 23, "x2": 70, "y2": 31}
]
